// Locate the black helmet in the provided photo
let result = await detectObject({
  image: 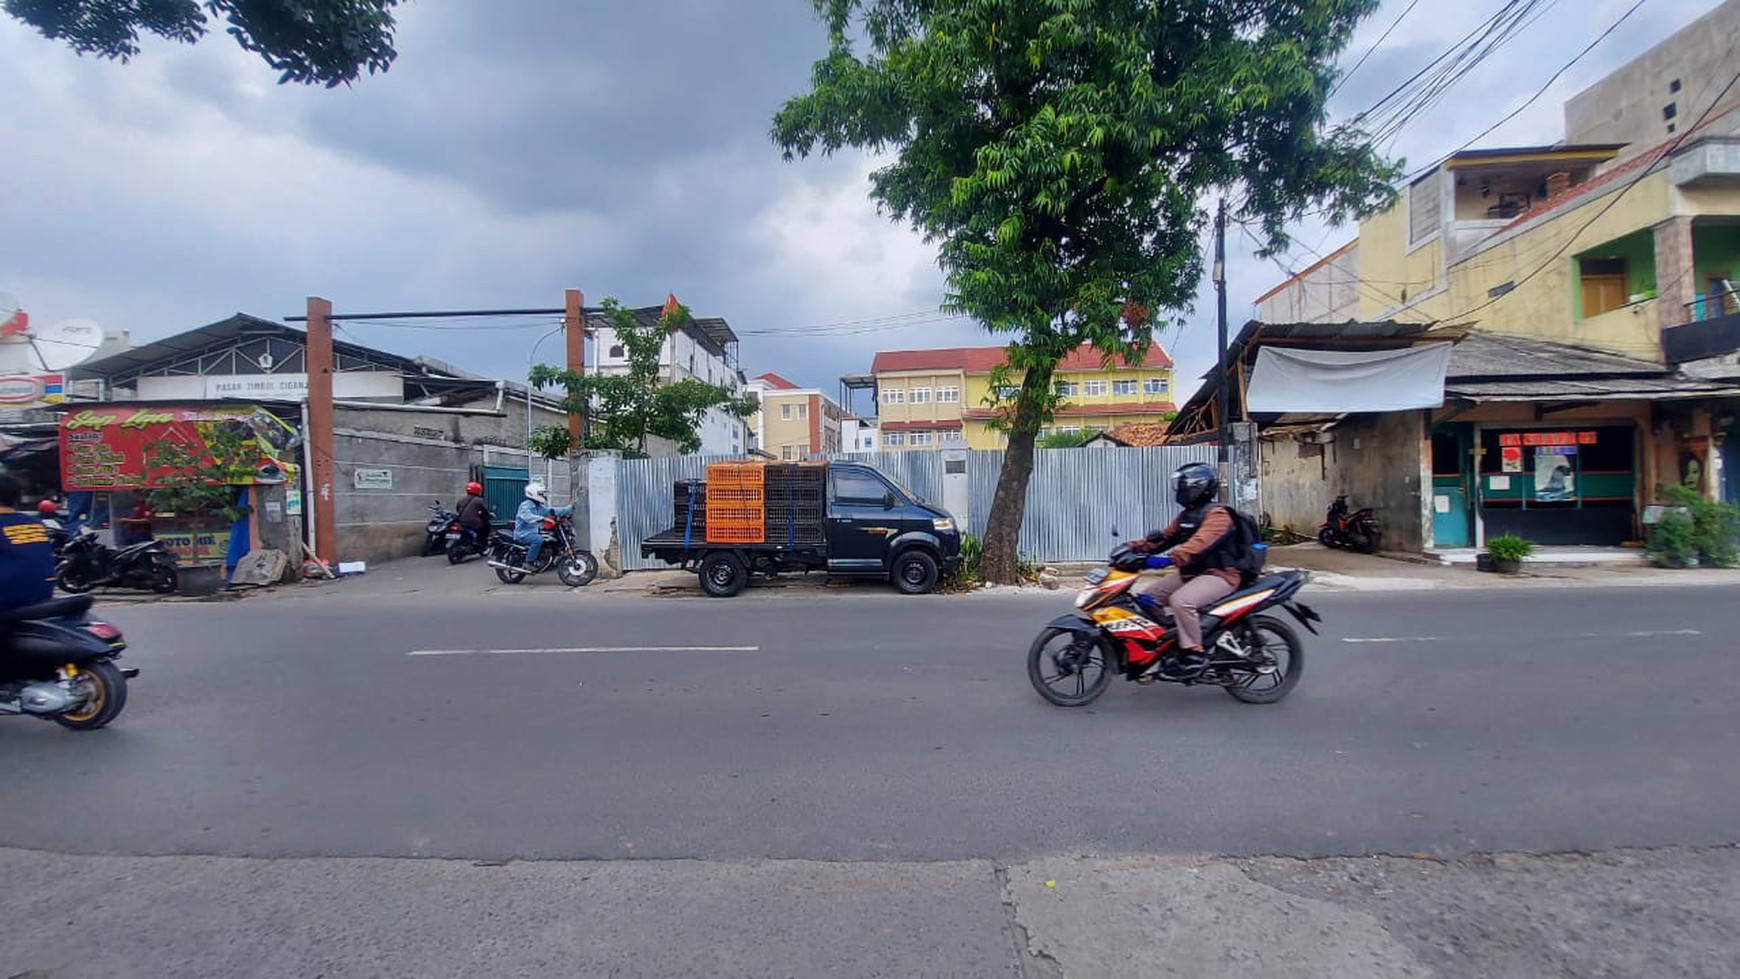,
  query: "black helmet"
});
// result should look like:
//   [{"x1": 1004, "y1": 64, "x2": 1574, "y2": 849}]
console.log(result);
[{"x1": 1172, "y1": 462, "x2": 1218, "y2": 507}]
